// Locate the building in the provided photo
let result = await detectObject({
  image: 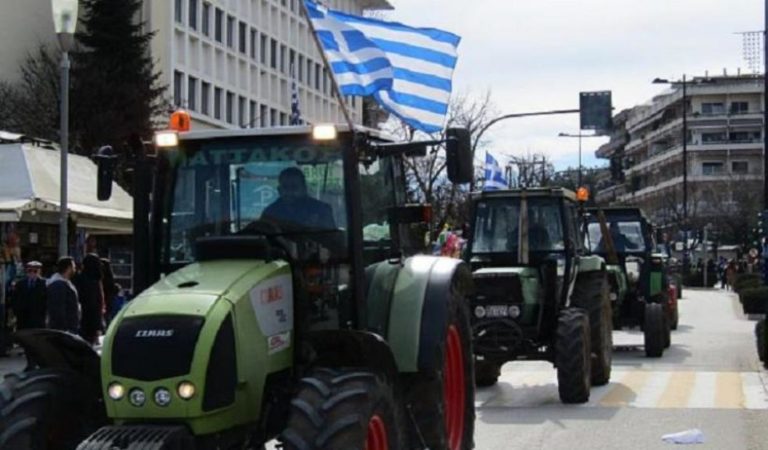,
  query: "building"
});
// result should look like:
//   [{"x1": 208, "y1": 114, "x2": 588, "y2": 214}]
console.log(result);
[
  {"x1": 595, "y1": 73, "x2": 764, "y2": 236},
  {"x1": 0, "y1": 0, "x2": 392, "y2": 129}
]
